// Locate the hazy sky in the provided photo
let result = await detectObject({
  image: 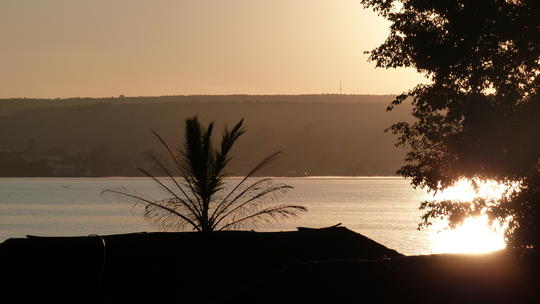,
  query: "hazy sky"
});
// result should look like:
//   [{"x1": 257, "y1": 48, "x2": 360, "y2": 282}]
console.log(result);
[{"x1": 0, "y1": 0, "x2": 426, "y2": 98}]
